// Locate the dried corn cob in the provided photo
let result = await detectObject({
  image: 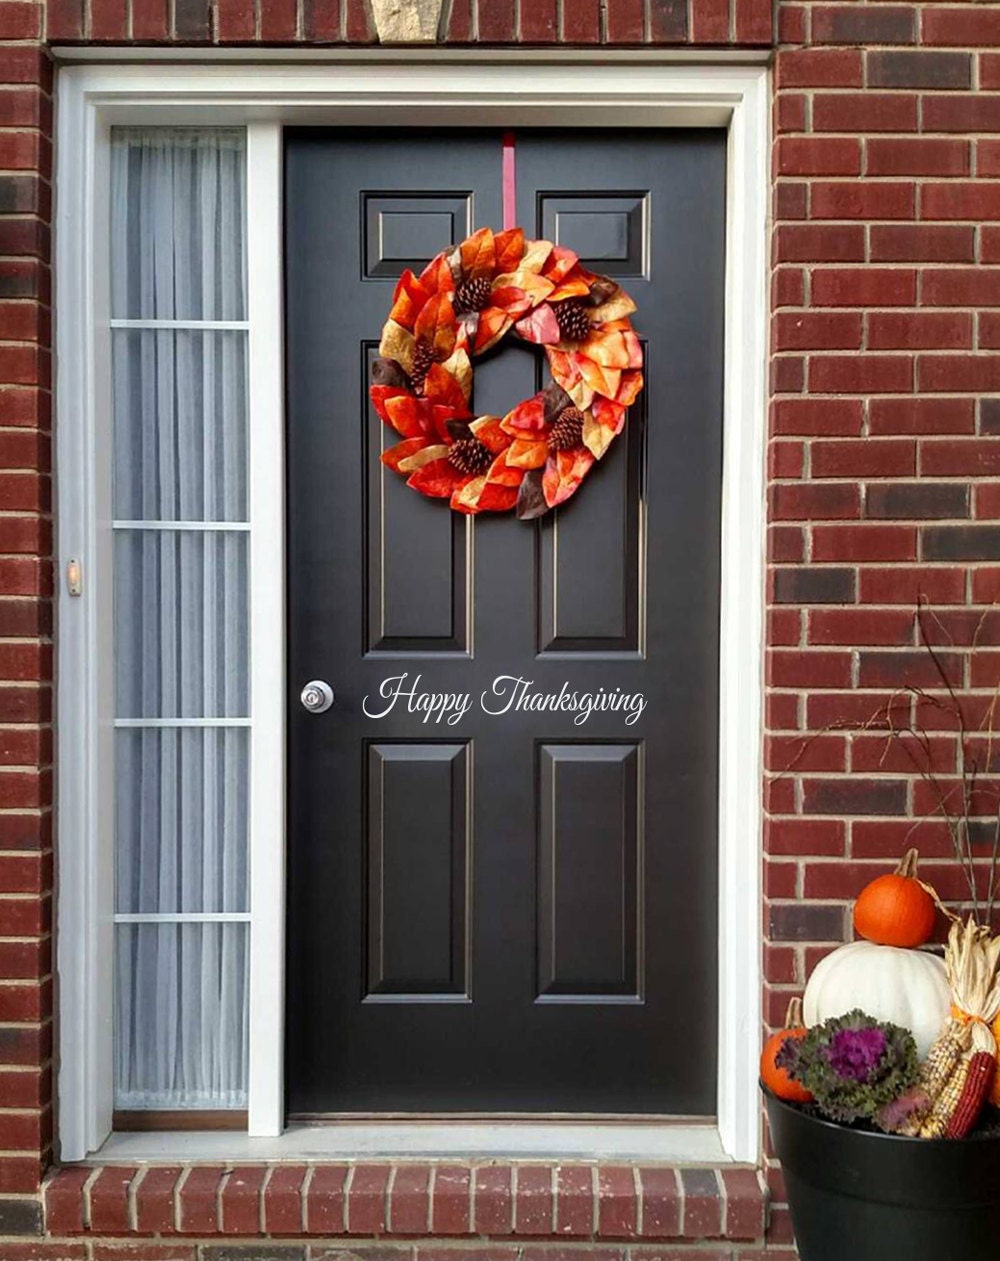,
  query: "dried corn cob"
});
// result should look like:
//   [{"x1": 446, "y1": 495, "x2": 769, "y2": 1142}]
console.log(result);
[
  {"x1": 919, "y1": 1052, "x2": 973, "y2": 1138},
  {"x1": 896, "y1": 1020, "x2": 970, "y2": 1136},
  {"x1": 945, "y1": 1051, "x2": 997, "y2": 1139},
  {"x1": 919, "y1": 1021, "x2": 969, "y2": 1096}
]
